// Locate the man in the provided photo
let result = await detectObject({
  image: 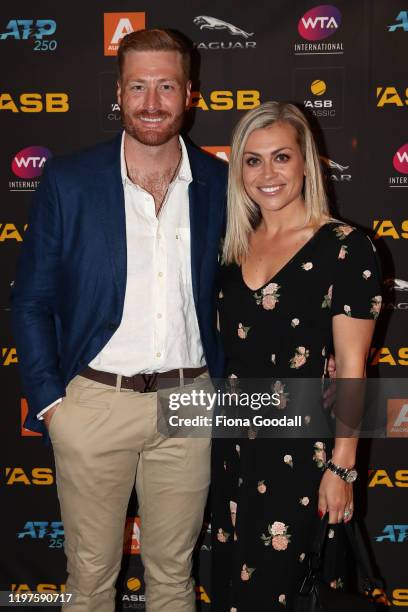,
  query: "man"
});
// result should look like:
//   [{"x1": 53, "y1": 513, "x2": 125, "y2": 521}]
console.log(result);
[{"x1": 12, "y1": 29, "x2": 227, "y2": 612}]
